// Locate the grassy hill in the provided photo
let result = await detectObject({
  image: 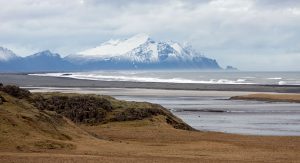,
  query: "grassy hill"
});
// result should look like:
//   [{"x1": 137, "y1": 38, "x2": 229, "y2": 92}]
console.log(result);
[{"x1": 0, "y1": 84, "x2": 192, "y2": 152}]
